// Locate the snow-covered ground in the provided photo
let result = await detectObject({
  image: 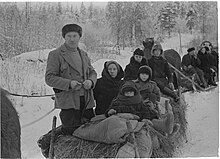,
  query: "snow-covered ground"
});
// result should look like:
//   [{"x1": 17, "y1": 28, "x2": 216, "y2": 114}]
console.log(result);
[
  {"x1": 175, "y1": 87, "x2": 219, "y2": 157},
  {"x1": 1, "y1": 33, "x2": 219, "y2": 158}
]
